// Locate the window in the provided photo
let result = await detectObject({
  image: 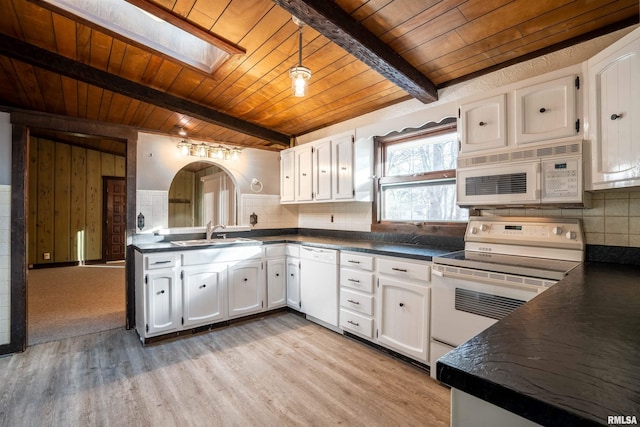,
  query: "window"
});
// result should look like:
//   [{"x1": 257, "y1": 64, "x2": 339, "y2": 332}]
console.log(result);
[{"x1": 375, "y1": 118, "x2": 468, "y2": 224}]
